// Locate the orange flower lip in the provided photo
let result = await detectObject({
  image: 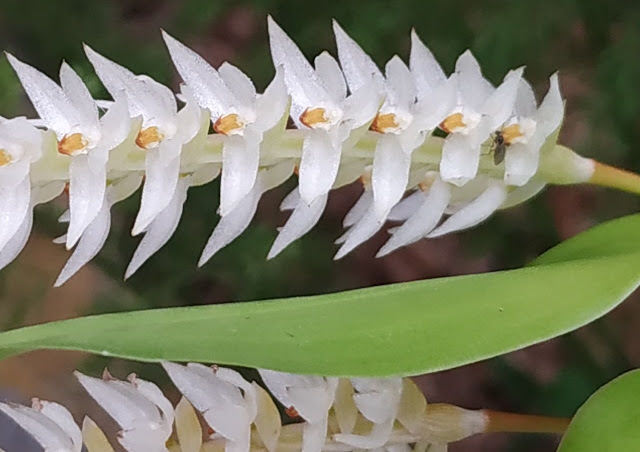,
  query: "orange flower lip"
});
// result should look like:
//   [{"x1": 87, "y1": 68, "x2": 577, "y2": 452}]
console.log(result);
[
  {"x1": 500, "y1": 123, "x2": 525, "y2": 145},
  {"x1": 135, "y1": 126, "x2": 164, "y2": 149},
  {"x1": 0, "y1": 149, "x2": 11, "y2": 166},
  {"x1": 439, "y1": 113, "x2": 466, "y2": 134},
  {"x1": 299, "y1": 107, "x2": 329, "y2": 129},
  {"x1": 370, "y1": 113, "x2": 400, "y2": 133},
  {"x1": 213, "y1": 113, "x2": 245, "y2": 136},
  {"x1": 58, "y1": 133, "x2": 89, "y2": 156}
]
